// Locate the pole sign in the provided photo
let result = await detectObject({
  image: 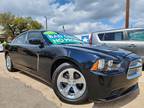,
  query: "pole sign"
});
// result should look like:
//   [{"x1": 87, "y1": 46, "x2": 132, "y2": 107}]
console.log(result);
[{"x1": 81, "y1": 35, "x2": 90, "y2": 43}]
